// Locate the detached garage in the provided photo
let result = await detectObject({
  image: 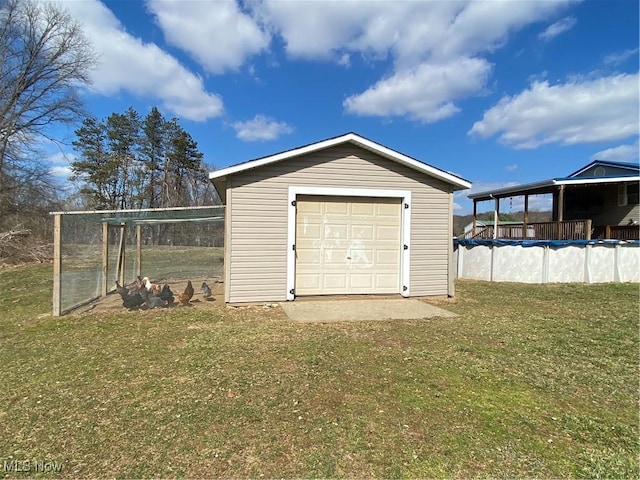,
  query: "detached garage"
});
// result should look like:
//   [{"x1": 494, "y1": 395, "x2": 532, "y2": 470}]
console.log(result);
[{"x1": 209, "y1": 133, "x2": 471, "y2": 303}]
